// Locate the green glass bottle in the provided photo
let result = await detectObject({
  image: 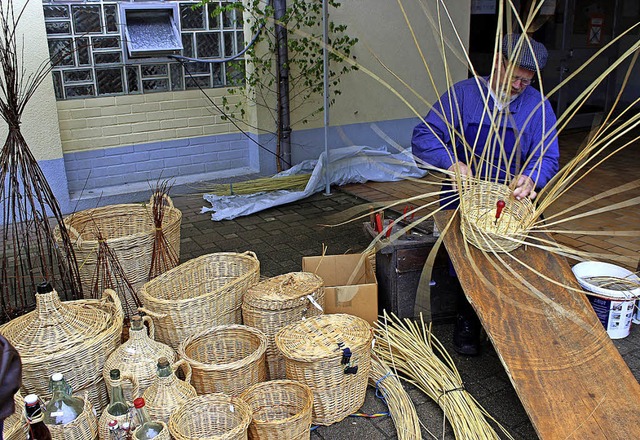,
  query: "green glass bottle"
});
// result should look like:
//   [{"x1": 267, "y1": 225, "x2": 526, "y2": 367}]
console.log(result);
[
  {"x1": 106, "y1": 369, "x2": 130, "y2": 417},
  {"x1": 43, "y1": 373, "x2": 84, "y2": 425}
]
